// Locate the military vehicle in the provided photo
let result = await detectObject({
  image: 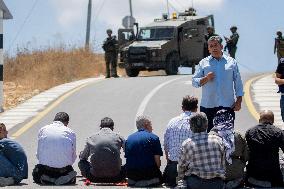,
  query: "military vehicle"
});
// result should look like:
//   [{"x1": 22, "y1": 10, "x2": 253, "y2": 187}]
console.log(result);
[{"x1": 118, "y1": 8, "x2": 214, "y2": 77}]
